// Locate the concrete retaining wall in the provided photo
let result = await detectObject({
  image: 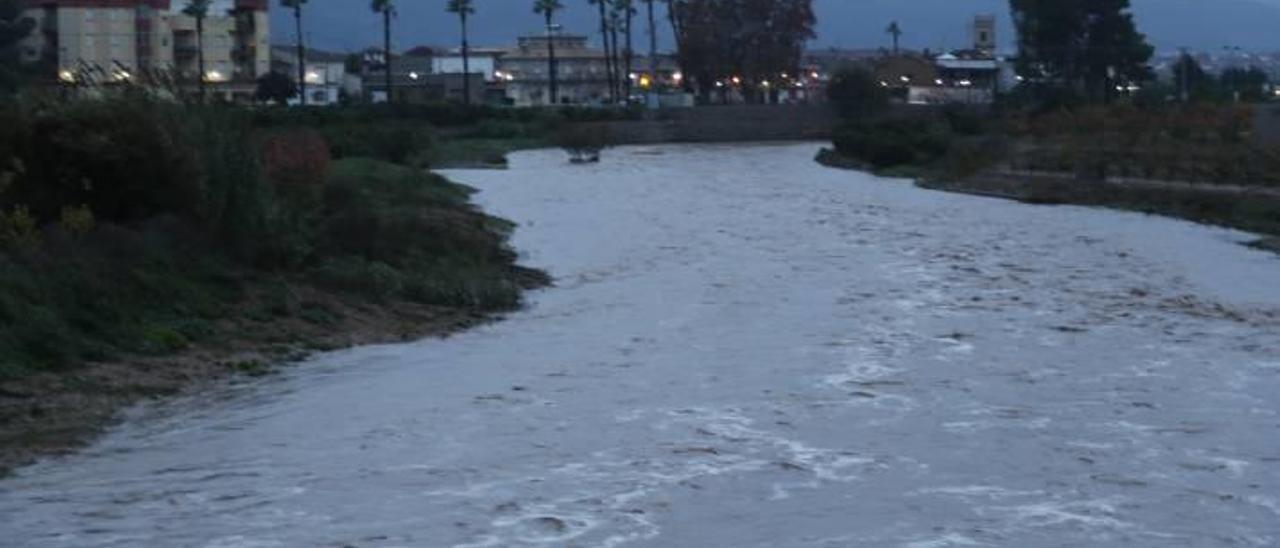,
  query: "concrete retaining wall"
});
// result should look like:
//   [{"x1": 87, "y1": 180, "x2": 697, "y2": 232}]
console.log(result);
[{"x1": 600, "y1": 105, "x2": 837, "y2": 145}]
